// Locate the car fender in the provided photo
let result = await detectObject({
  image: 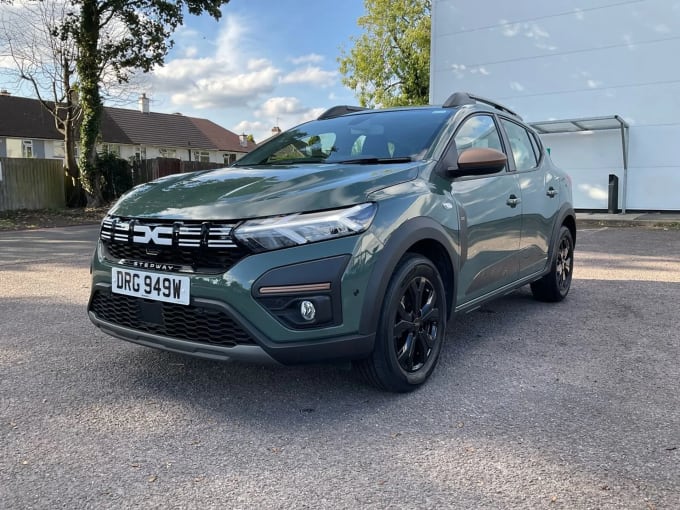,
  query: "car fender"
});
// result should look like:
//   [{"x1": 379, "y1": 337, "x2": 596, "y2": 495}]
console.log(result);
[
  {"x1": 358, "y1": 216, "x2": 460, "y2": 335},
  {"x1": 543, "y1": 204, "x2": 576, "y2": 274}
]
